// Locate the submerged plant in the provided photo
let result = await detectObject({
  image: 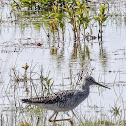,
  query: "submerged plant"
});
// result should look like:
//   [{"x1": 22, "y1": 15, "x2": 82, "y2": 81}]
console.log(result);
[
  {"x1": 83, "y1": 7, "x2": 92, "y2": 36},
  {"x1": 76, "y1": 1, "x2": 86, "y2": 39},
  {"x1": 40, "y1": 69, "x2": 54, "y2": 95},
  {"x1": 94, "y1": 4, "x2": 108, "y2": 41},
  {"x1": 64, "y1": 4, "x2": 77, "y2": 40},
  {"x1": 76, "y1": 1, "x2": 92, "y2": 37},
  {"x1": 49, "y1": 5, "x2": 65, "y2": 40},
  {"x1": 64, "y1": 1, "x2": 92, "y2": 41}
]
